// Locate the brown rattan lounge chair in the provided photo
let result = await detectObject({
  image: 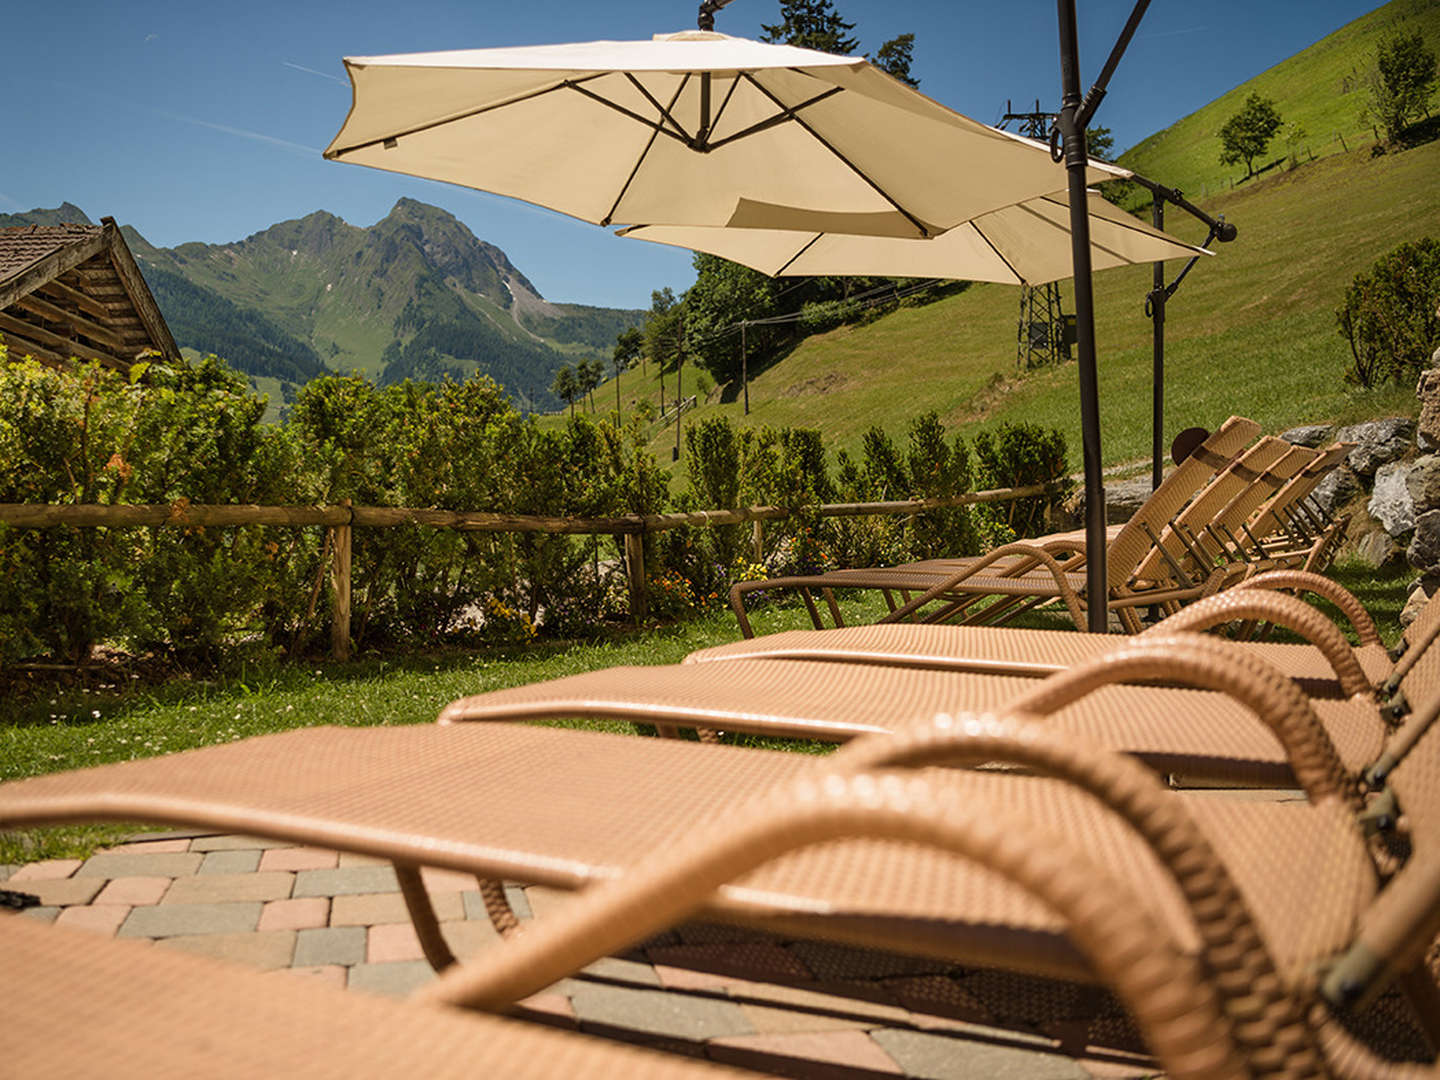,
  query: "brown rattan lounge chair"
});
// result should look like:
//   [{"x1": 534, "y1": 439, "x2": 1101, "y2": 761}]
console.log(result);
[
  {"x1": 0, "y1": 913, "x2": 763, "y2": 1080},
  {"x1": 729, "y1": 417, "x2": 1262, "y2": 636},
  {"x1": 439, "y1": 583, "x2": 1440, "y2": 791},
  {"x1": 2, "y1": 646, "x2": 1435, "y2": 1078}
]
